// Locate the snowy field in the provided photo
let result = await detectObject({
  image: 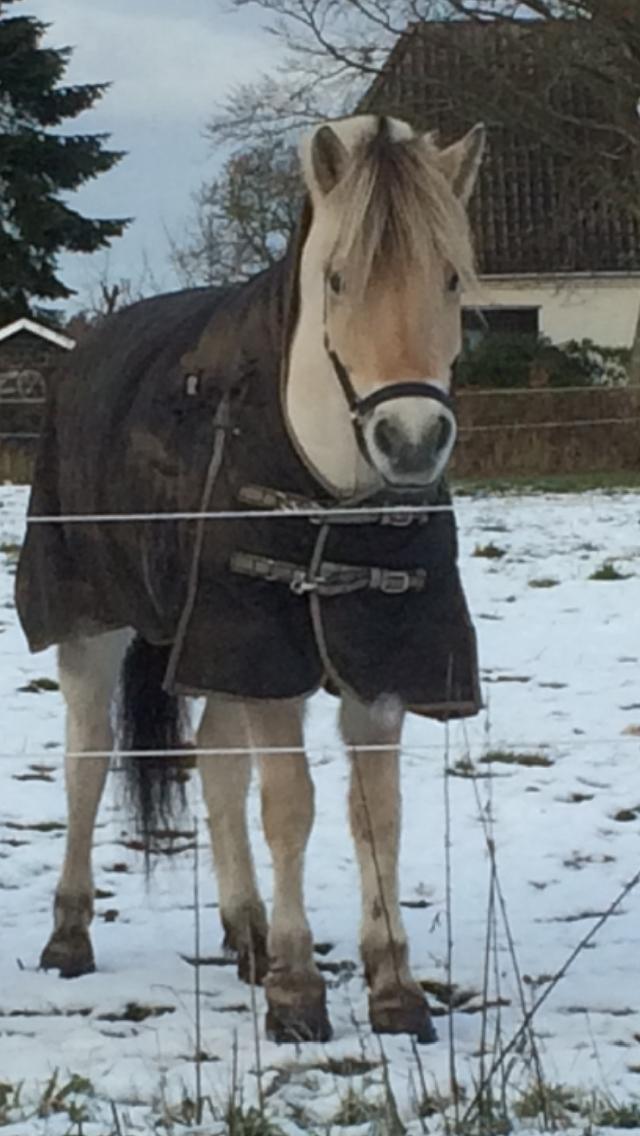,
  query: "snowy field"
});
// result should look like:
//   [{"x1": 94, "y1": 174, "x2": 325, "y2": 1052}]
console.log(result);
[{"x1": 0, "y1": 485, "x2": 639, "y2": 1134}]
